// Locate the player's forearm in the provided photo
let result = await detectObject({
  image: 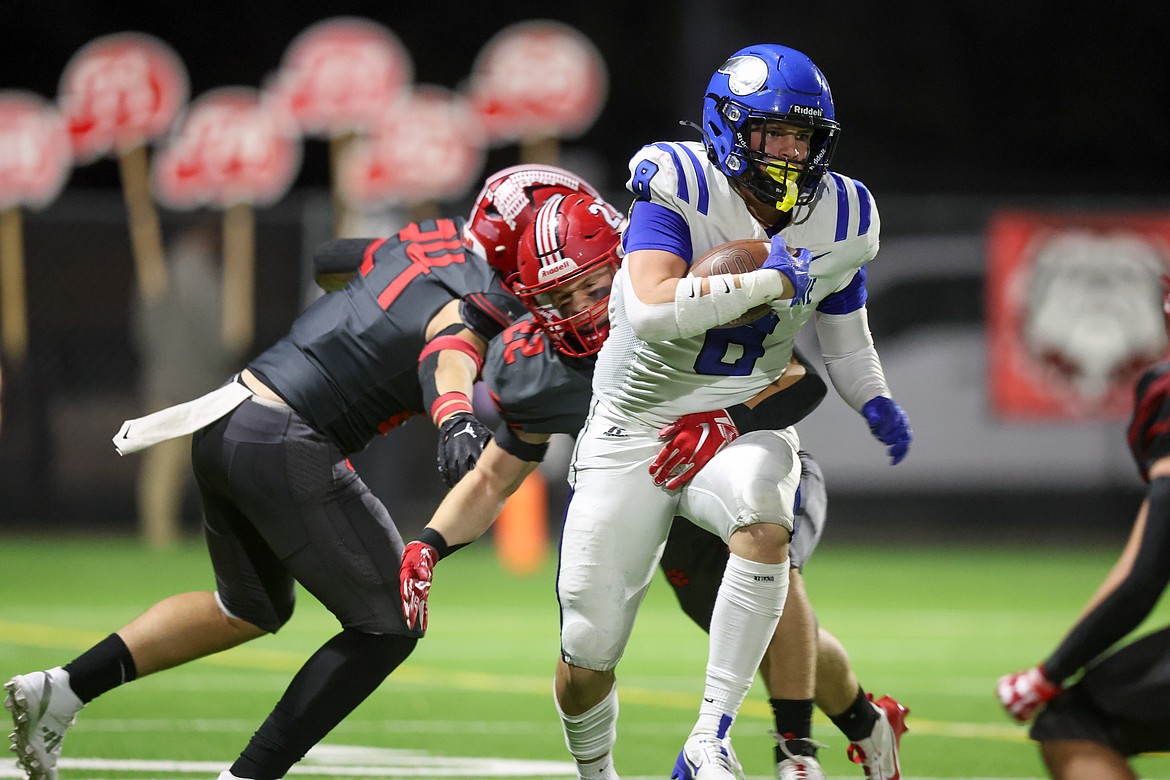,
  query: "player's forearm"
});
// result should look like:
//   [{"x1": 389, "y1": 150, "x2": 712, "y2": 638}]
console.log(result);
[
  {"x1": 730, "y1": 370, "x2": 827, "y2": 432},
  {"x1": 1044, "y1": 478, "x2": 1170, "y2": 681},
  {"x1": 419, "y1": 335, "x2": 484, "y2": 426},
  {"x1": 625, "y1": 271, "x2": 787, "y2": 341},
  {"x1": 430, "y1": 354, "x2": 479, "y2": 423},
  {"x1": 427, "y1": 443, "x2": 538, "y2": 546},
  {"x1": 427, "y1": 476, "x2": 508, "y2": 547},
  {"x1": 621, "y1": 248, "x2": 789, "y2": 340}
]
